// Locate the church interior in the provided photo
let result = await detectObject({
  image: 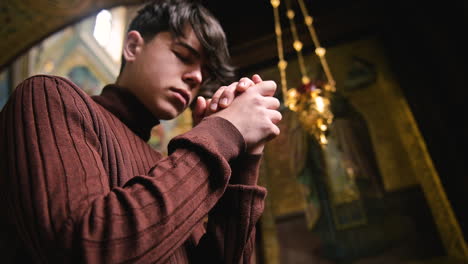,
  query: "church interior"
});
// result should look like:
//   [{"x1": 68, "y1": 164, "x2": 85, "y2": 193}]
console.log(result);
[{"x1": 1, "y1": 0, "x2": 467, "y2": 263}]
